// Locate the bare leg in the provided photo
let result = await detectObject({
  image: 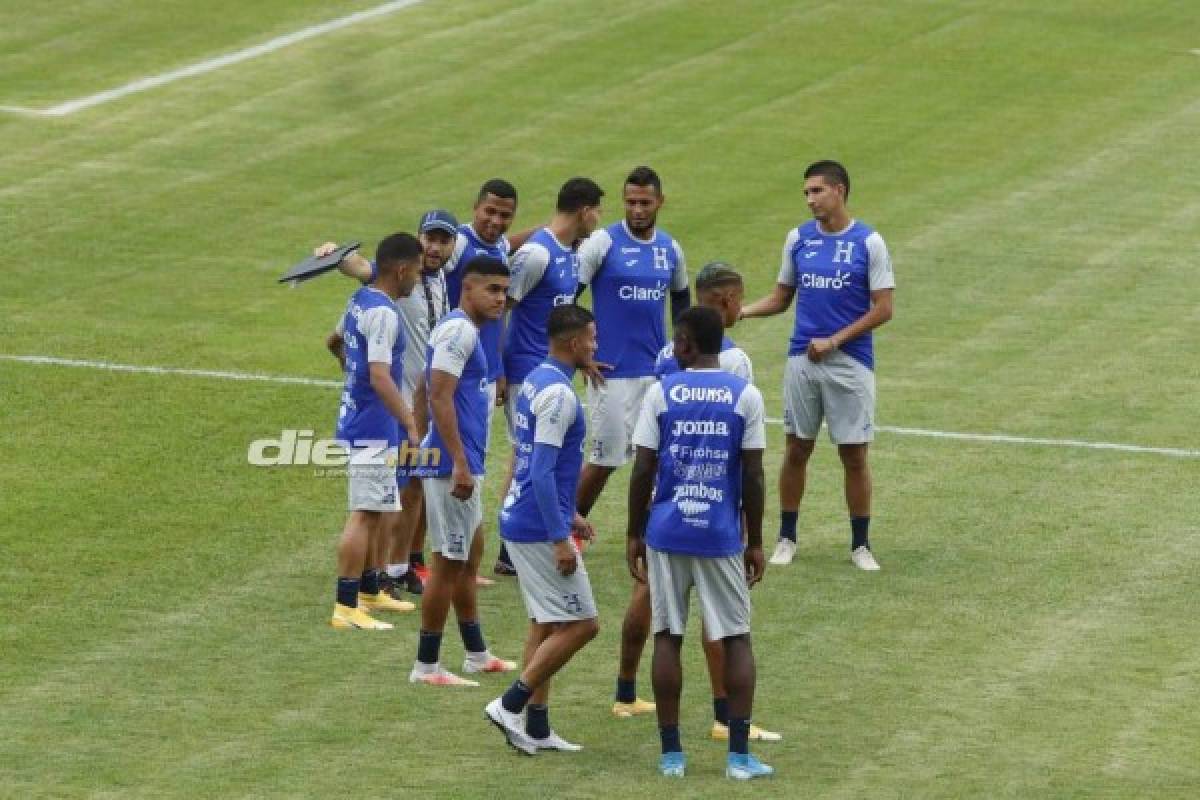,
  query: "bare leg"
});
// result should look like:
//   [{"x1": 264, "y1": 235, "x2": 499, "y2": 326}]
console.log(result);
[
  {"x1": 575, "y1": 463, "x2": 616, "y2": 517},
  {"x1": 618, "y1": 580, "x2": 652, "y2": 682},
  {"x1": 651, "y1": 632, "x2": 684, "y2": 728},
  {"x1": 838, "y1": 443, "x2": 871, "y2": 517},
  {"x1": 779, "y1": 435, "x2": 815, "y2": 514},
  {"x1": 336, "y1": 510, "x2": 376, "y2": 585},
  {"x1": 722, "y1": 633, "x2": 756, "y2": 722}
]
